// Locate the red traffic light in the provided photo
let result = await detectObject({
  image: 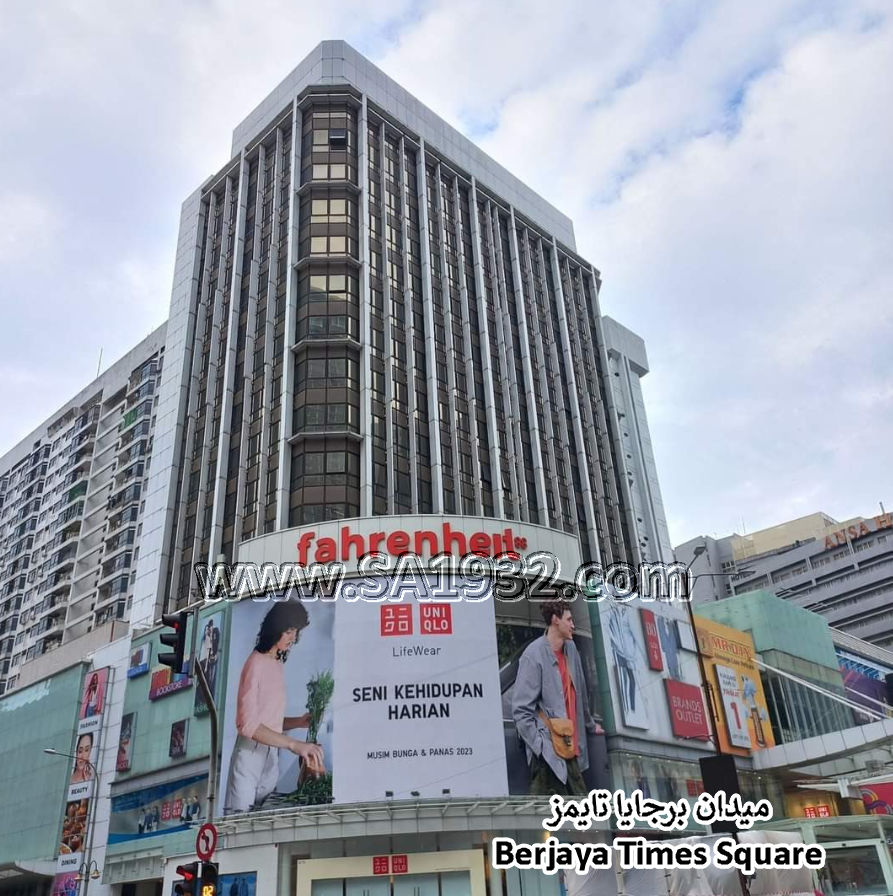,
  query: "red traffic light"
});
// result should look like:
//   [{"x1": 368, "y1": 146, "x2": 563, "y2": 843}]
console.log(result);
[{"x1": 176, "y1": 862, "x2": 199, "y2": 881}]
